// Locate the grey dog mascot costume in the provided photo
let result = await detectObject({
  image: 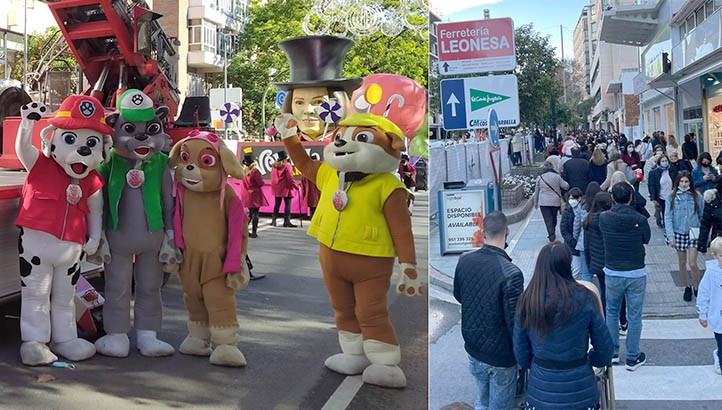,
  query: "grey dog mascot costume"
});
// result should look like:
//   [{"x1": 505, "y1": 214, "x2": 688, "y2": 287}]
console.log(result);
[{"x1": 91, "y1": 90, "x2": 181, "y2": 357}]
